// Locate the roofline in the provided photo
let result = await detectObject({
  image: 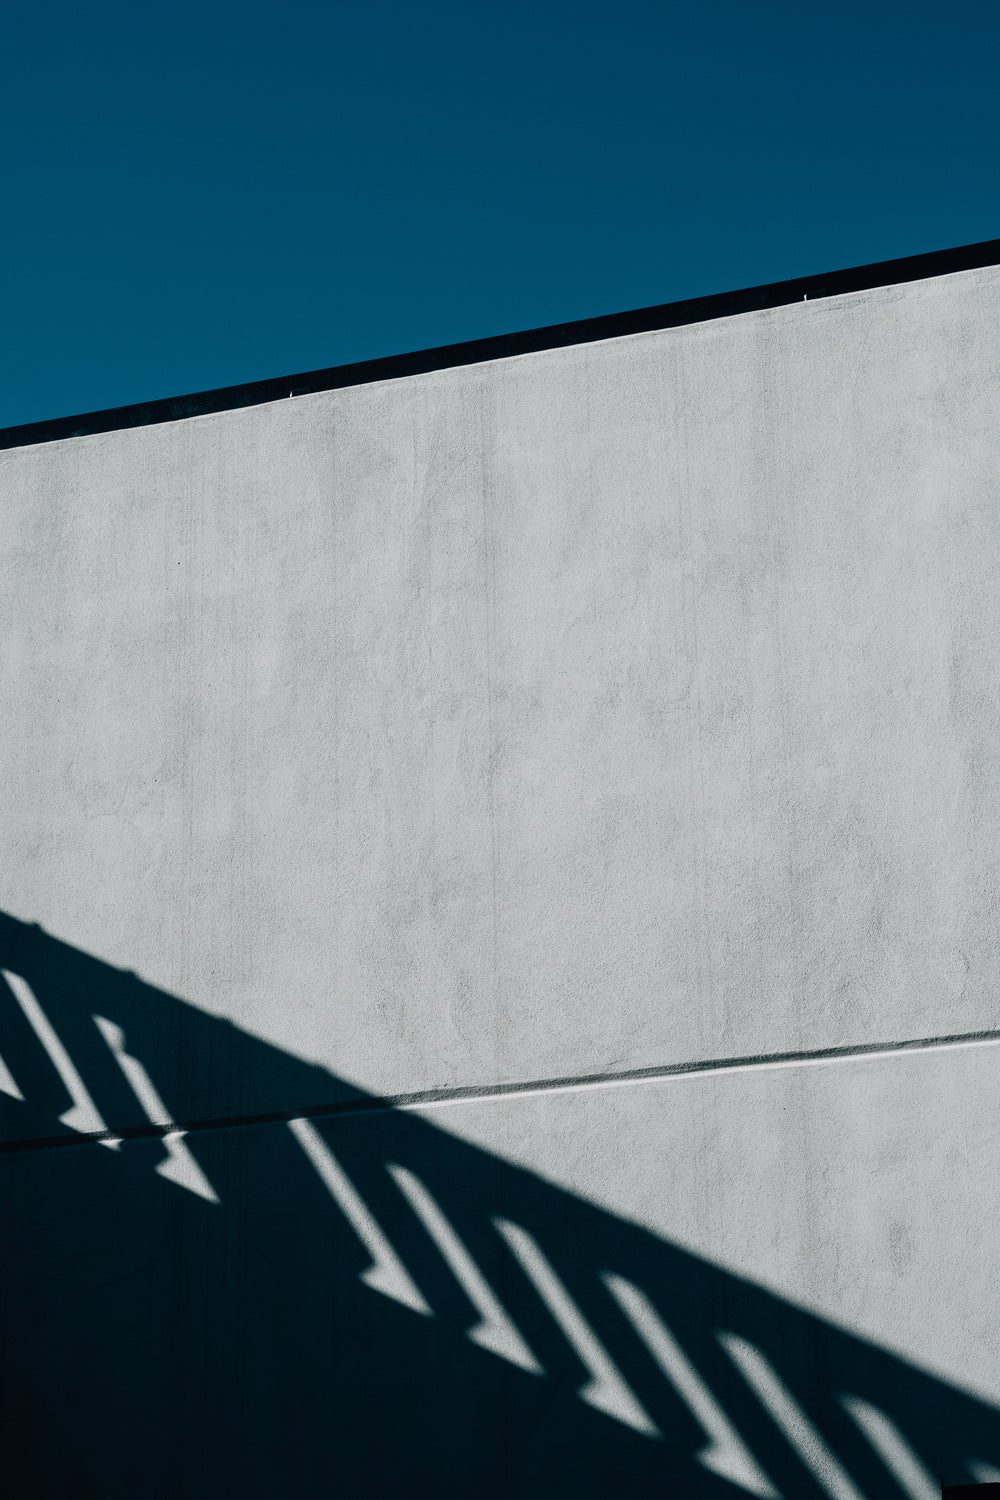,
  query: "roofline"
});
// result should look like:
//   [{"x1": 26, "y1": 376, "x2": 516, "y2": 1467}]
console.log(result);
[{"x1": 3, "y1": 236, "x2": 999, "y2": 452}]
